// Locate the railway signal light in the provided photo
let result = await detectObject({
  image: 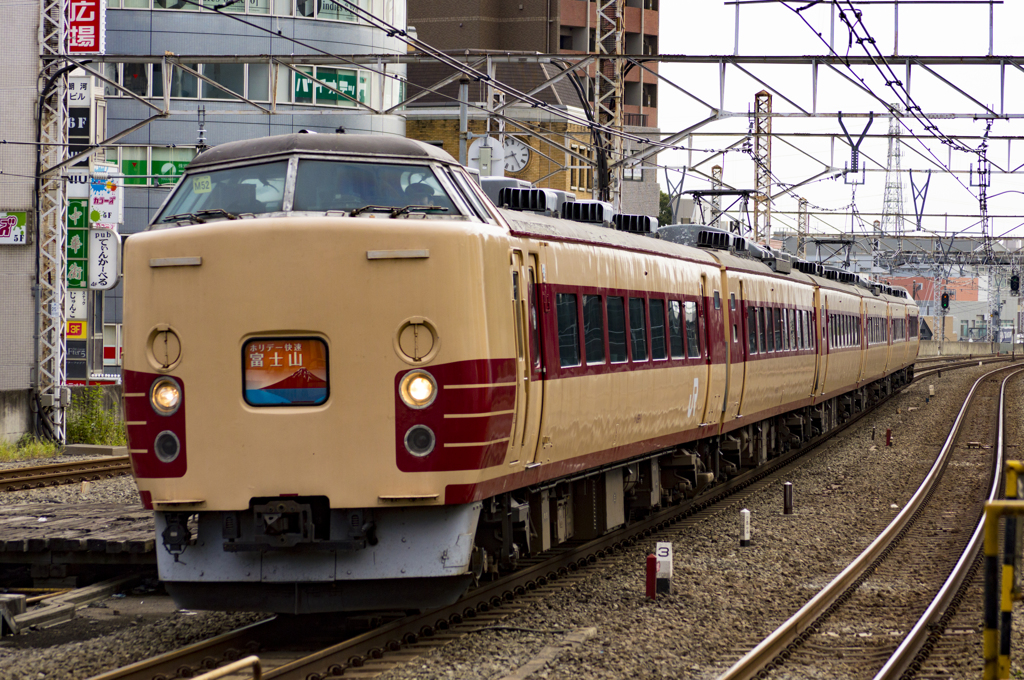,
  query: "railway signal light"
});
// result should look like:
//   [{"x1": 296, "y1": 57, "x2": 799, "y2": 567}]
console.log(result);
[
  {"x1": 1011, "y1": 274, "x2": 1020, "y2": 294},
  {"x1": 941, "y1": 292, "x2": 950, "y2": 309}
]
